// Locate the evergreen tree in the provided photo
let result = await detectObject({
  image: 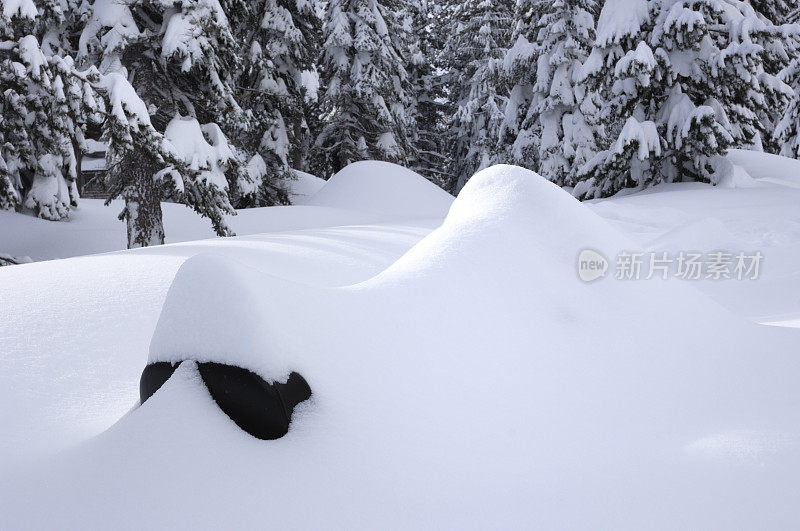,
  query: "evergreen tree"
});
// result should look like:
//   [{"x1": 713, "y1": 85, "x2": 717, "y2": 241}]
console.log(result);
[
  {"x1": 398, "y1": 0, "x2": 448, "y2": 187},
  {"x1": 74, "y1": 0, "x2": 256, "y2": 245},
  {"x1": 75, "y1": 0, "x2": 140, "y2": 72},
  {"x1": 775, "y1": 57, "x2": 800, "y2": 158},
  {"x1": 574, "y1": 0, "x2": 792, "y2": 199},
  {"x1": 747, "y1": 7, "x2": 800, "y2": 153},
  {"x1": 500, "y1": 0, "x2": 547, "y2": 171},
  {"x1": 316, "y1": 0, "x2": 414, "y2": 174},
  {"x1": 750, "y1": 0, "x2": 793, "y2": 24},
  {"x1": 100, "y1": 73, "x2": 236, "y2": 247},
  {"x1": 233, "y1": 0, "x2": 321, "y2": 205},
  {"x1": 442, "y1": 0, "x2": 514, "y2": 194},
  {"x1": 502, "y1": 0, "x2": 600, "y2": 186},
  {"x1": 0, "y1": 0, "x2": 100, "y2": 219}
]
